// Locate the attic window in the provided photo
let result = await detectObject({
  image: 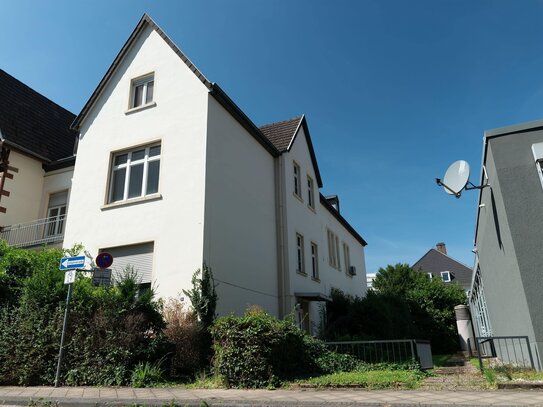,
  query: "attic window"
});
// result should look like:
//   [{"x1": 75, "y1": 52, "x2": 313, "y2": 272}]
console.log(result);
[
  {"x1": 441, "y1": 271, "x2": 451, "y2": 282},
  {"x1": 131, "y1": 74, "x2": 154, "y2": 109}
]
